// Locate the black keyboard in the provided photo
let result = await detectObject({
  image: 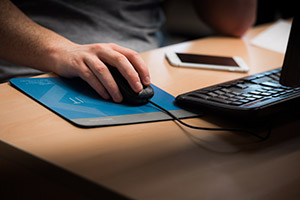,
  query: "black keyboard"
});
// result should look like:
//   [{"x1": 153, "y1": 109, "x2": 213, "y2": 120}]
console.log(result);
[{"x1": 175, "y1": 68, "x2": 300, "y2": 117}]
